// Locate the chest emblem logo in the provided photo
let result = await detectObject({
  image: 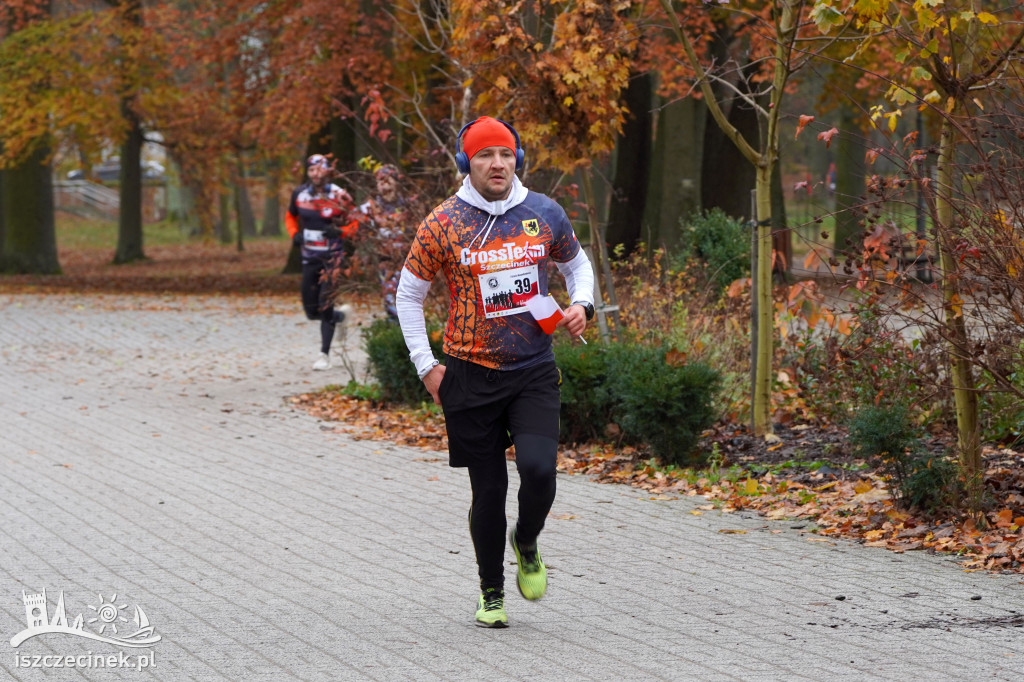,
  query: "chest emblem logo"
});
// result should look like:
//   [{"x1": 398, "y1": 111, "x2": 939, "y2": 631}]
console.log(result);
[{"x1": 522, "y1": 219, "x2": 540, "y2": 237}]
